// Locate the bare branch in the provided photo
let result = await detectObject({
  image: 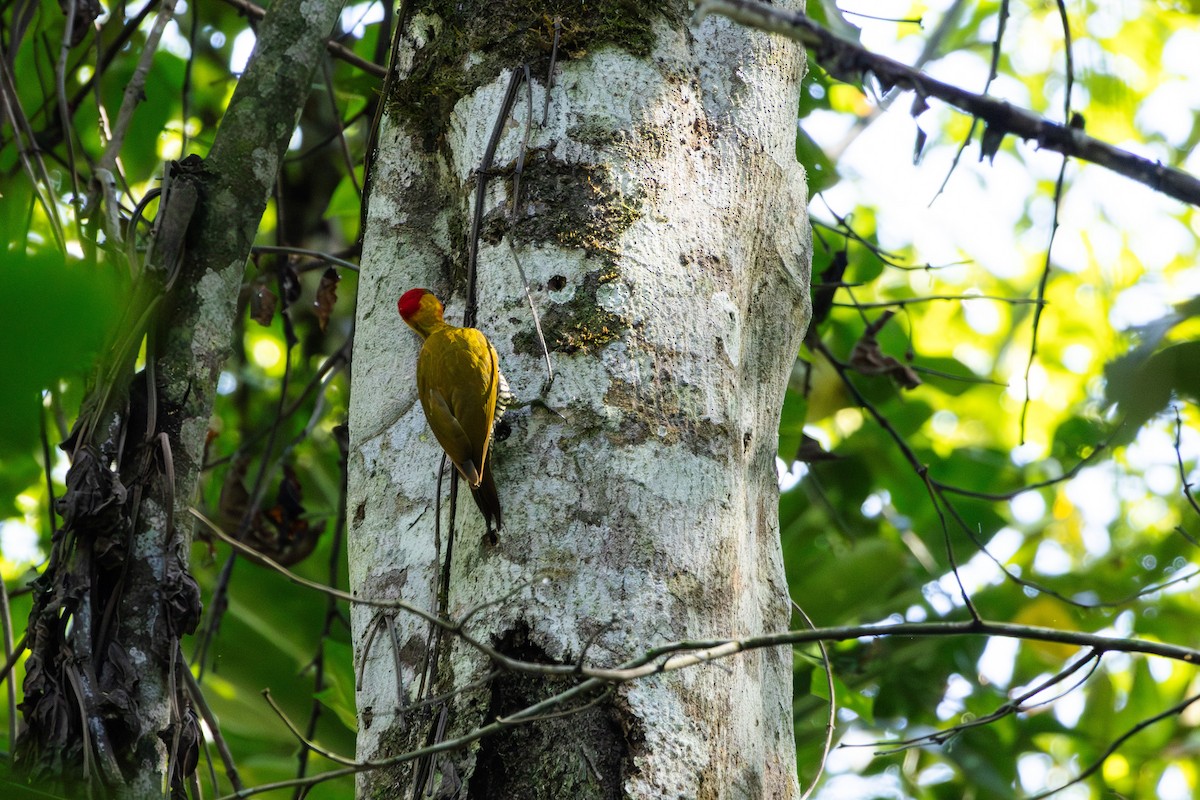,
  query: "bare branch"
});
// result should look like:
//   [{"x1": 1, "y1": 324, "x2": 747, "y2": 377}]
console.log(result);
[
  {"x1": 96, "y1": 0, "x2": 180, "y2": 178},
  {"x1": 1027, "y1": 690, "x2": 1200, "y2": 800},
  {"x1": 1175, "y1": 406, "x2": 1200, "y2": 521},
  {"x1": 214, "y1": 674, "x2": 608, "y2": 799},
  {"x1": 251, "y1": 245, "x2": 360, "y2": 272},
  {"x1": 263, "y1": 690, "x2": 360, "y2": 766},
  {"x1": 832, "y1": 294, "x2": 1042, "y2": 309},
  {"x1": 793, "y1": 601, "x2": 835, "y2": 800},
  {"x1": 182, "y1": 659, "x2": 245, "y2": 792},
  {"x1": 192, "y1": 508, "x2": 1200, "y2": 677},
  {"x1": 865, "y1": 649, "x2": 1101, "y2": 753},
  {"x1": 696, "y1": 0, "x2": 1200, "y2": 207}
]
